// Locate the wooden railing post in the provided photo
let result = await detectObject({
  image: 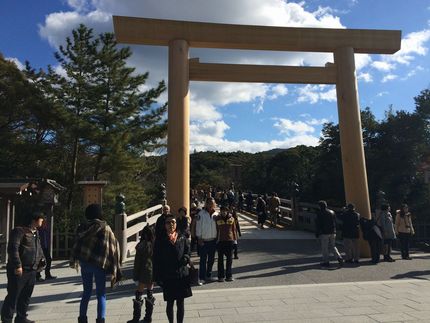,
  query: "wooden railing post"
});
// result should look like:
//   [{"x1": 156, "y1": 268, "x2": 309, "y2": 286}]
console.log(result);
[{"x1": 115, "y1": 194, "x2": 127, "y2": 263}]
